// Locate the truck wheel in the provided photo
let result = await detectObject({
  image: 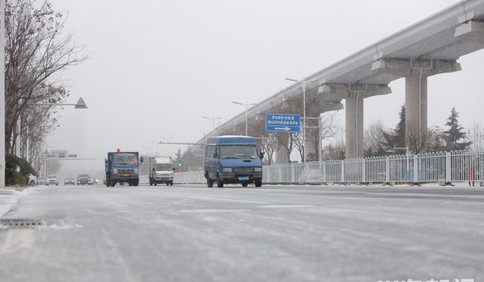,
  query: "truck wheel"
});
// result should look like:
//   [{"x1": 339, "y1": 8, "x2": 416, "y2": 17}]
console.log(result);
[
  {"x1": 207, "y1": 179, "x2": 214, "y2": 188},
  {"x1": 149, "y1": 179, "x2": 153, "y2": 186},
  {"x1": 216, "y1": 173, "x2": 224, "y2": 188},
  {"x1": 134, "y1": 180, "x2": 139, "y2": 186},
  {"x1": 255, "y1": 180, "x2": 262, "y2": 187},
  {"x1": 242, "y1": 182, "x2": 248, "y2": 187}
]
